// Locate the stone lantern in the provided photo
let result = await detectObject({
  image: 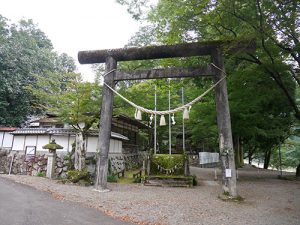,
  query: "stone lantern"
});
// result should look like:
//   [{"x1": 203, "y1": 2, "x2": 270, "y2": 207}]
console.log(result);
[{"x1": 43, "y1": 139, "x2": 63, "y2": 179}]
